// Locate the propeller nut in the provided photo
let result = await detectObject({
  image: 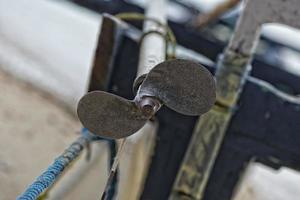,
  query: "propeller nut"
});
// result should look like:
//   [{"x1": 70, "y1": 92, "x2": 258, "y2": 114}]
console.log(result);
[{"x1": 136, "y1": 96, "x2": 161, "y2": 118}]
